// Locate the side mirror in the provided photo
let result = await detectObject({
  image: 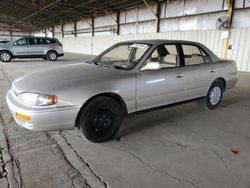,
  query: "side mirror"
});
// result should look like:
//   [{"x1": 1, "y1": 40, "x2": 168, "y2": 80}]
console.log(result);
[
  {"x1": 13, "y1": 42, "x2": 17, "y2": 46},
  {"x1": 140, "y1": 61, "x2": 161, "y2": 71}
]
